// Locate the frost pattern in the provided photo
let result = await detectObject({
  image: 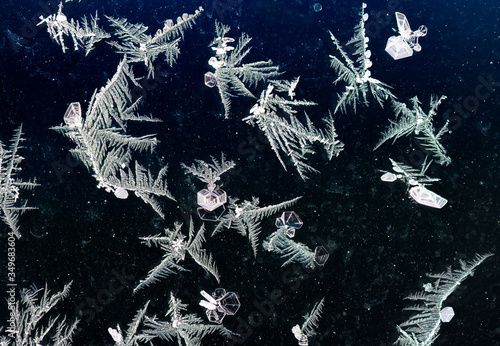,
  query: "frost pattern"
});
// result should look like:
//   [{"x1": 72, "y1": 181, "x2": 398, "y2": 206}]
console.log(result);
[
  {"x1": 51, "y1": 58, "x2": 175, "y2": 218},
  {"x1": 328, "y1": 3, "x2": 395, "y2": 114},
  {"x1": 38, "y1": 2, "x2": 110, "y2": 55},
  {"x1": 213, "y1": 196, "x2": 302, "y2": 257},
  {"x1": 375, "y1": 95, "x2": 451, "y2": 166},
  {"x1": 207, "y1": 21, "x2": 281, "y2": 118},
  {"x1": 396, "y1": 253, "x2": 493, "y2": 346},
  {"x1": 243, "y1": 79, "x2": 344, "y2": 180},
  {"x1": 0, "y1": 125, "x2": 39, "y2": 238},
  {"x1": 134, "y1": 219, "x2": 220, "y2": 294},
  {"x1": 4, "y1": 282, "x2": 79, "y2": 345},
  {"x1": 107, "y1": 7, "x2": 204, "y2": 77}
]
